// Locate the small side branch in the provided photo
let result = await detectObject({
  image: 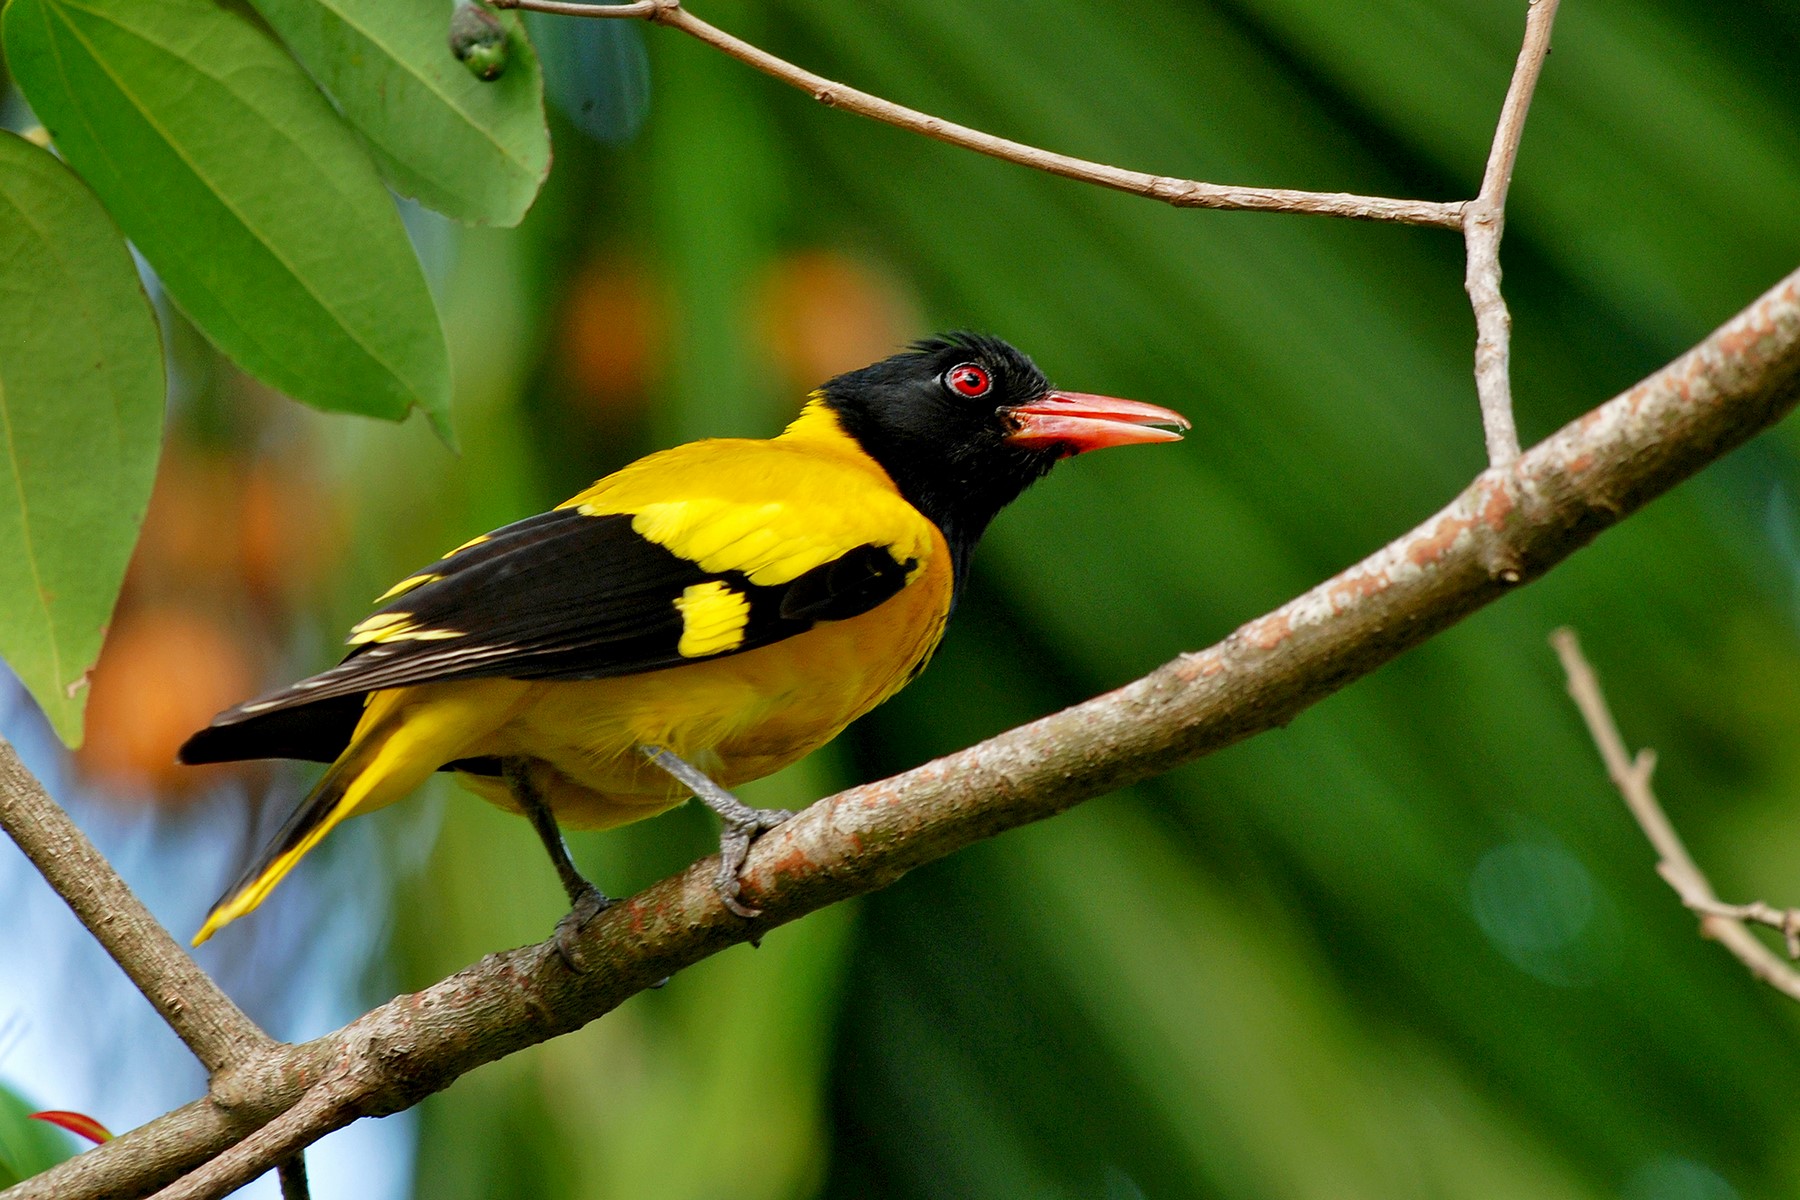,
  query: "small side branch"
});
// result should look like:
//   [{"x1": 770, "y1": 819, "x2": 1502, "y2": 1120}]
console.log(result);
[
  {"x1": 490, "y1": 0, "x2": 1464, "y2": 228},
  {"x1": 1550, "y1": 629, "x2": 1800, "y2": 1003},
  {"x1": 0, "y1": 738, "x2": 271, "y2": 1073},
  {"x1": 277, "y1": 1156, "x2": 310, "y2": 1200},
  {"x1": 1465, "y1": 0, "x2": 1561, "y2": 467},
  {"x1": 148, "y1": 1079, "x2": 356, "y2": 1200}
]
